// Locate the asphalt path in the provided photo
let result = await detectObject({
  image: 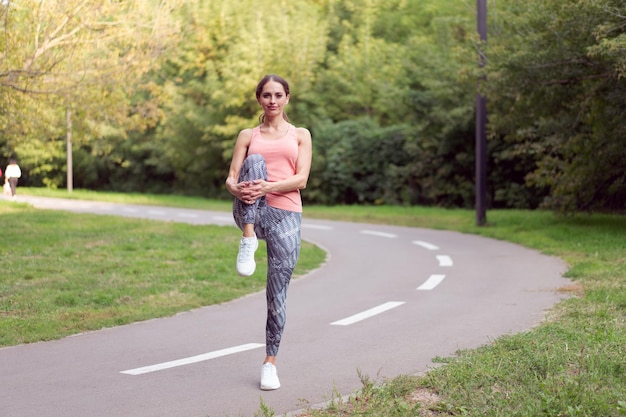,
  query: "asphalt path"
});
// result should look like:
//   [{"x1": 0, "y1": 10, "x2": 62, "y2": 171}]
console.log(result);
[{"x1": 0, "y1": 196, "x2": 570, "y2": 417}]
